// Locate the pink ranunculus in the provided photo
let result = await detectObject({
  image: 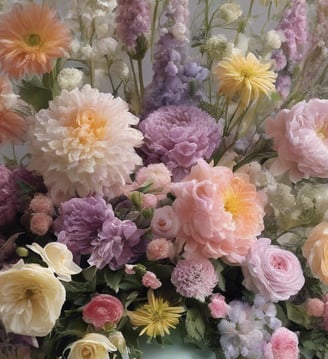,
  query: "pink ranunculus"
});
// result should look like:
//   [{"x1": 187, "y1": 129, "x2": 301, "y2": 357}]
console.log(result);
[
  {"x1": 242, "y1": 238, "x2": 305, "y2": 302},
  {"x1": 151, "y1": 205, "x2": 181, "y2": 239},
  {"x1": 266, "y1": 98, "x2": 328, "y2": 182},
  {"x1": 170, "y1": 159, "x2": 265, "y2": 264},
  {"x1": 208, "y1": 294, "x2": 230, "y2": 319},
  {"x1": 265, "y1": 327, "x2": 300, "y2": 359},
  {"x1": 82, "y1": 294, "x2": 124, "y2": 329}
]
